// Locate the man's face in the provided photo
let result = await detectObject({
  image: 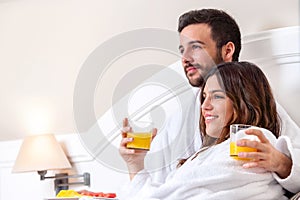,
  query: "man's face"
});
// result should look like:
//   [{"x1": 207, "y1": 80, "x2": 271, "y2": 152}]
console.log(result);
[{"x1": 179, "y1": 23, "x2": 223, "y2": 87}]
